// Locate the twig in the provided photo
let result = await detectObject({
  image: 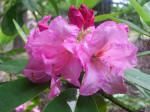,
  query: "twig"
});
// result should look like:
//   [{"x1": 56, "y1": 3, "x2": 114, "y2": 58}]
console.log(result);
[{"x1": 99, "y1": 90, "x2": 137, "y2": 112}]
